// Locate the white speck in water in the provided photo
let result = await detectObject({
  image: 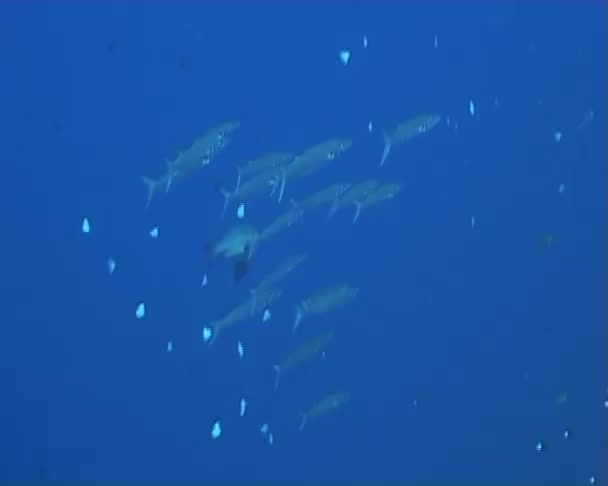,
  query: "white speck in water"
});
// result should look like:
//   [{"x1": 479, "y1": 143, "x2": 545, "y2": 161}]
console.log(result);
[
  {"x1": 554, "y1": 131, "x2": 563, "y2": 143},
  {"x1": 262, "y1": 308, "x2": 272, "y2": 323},
  {"x1": 260, "y1": 424, "x2": 269, "y2": 435},
  {"x1": 469, "y1": 100, "x2": 475, "y2": 116},
  {"x1": 339, "y1": 49, "x2": 351, "y2": 65},
  {"x1": 211, "y1": 420, "x2": 222, "y2": 439},
  {"x1": 202, "y1": 327, "x2": 212, "y2": 342},
  {"x1": 362, "y1": 36, "x2": 368, "y2": 48},
  {"x1": 135, "y1": 302, "x2": 146, "y2": 319},
  {"x1": 589, "y1": 476, "x2": 596, "y2": 485},
  {"x1": 166, "y1": 341, "x2": 173, "y2": 353},
  {"x1": 81, "y1": 217, "x2": 91, "y2": 234},
  {"x1": 239, "y1": 397, "x2": 247, "y2": 417},
  {"x1": 557, "y1": 184, "x2": 565, "y2": 194},
  {"x1": 237, "y1": 203, "x2": 245, "y2": 219},
  {"x1": 563, "y1": 428, "x2": 570, "y2": 439},
  {"x1": 149, "y1": 226, "x2": 159, "y2": 238},
  {"x1": 470, "y1": 216, "x2": 476, "y2": 228},
  {"x1": 268, "y1": 432, "x2": 274, "y2": 445},
  {"x1": 368, "y1": 121, "x2": 373, "y2": 132},
  {"x1": 107, "y1": 258, "x2": 116, "y2": 275},
  {"x1": 237, "y1": 340, "x2": 245, "y2": 358},
  {"x1": 201, "y1": 274, "x2": 208, "y2": 287},
  {"x1": 535, "y1": 440, "x2": 545, "y2": 452},
  {"x1": 433, "y1": 34, "x2": 438, "y2": 48}
]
